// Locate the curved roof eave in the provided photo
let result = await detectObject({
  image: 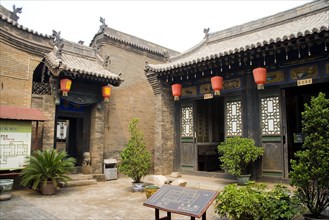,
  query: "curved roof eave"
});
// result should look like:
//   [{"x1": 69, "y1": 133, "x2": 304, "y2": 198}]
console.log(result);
[{"x1": 146, "y1": 4, "x2": 329, "y2": 73}]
